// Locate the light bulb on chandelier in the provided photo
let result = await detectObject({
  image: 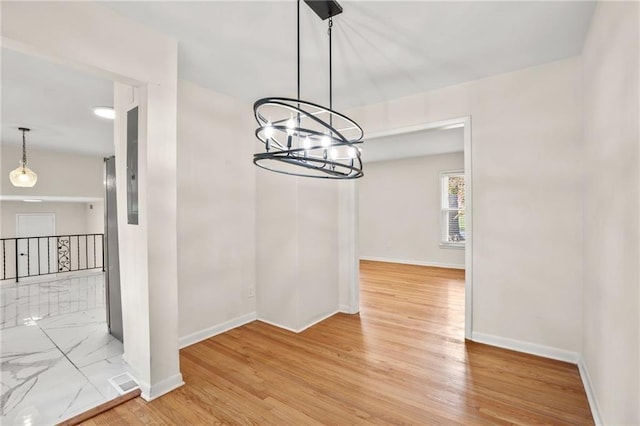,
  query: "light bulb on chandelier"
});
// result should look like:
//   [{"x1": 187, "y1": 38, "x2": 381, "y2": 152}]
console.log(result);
[{"x1": 264, "y1": 122, "x2": 275, "y2": 139}]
